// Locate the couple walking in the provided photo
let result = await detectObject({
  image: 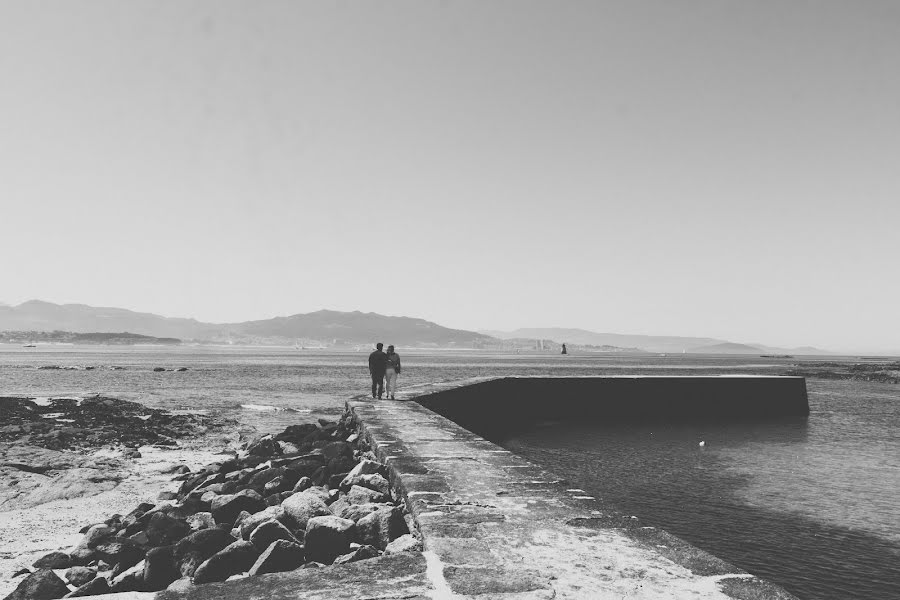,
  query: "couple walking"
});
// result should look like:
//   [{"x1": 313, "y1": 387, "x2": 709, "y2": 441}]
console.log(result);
[{"x1": 368, "y1": 342, "x2": 401, "y2": 400}]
